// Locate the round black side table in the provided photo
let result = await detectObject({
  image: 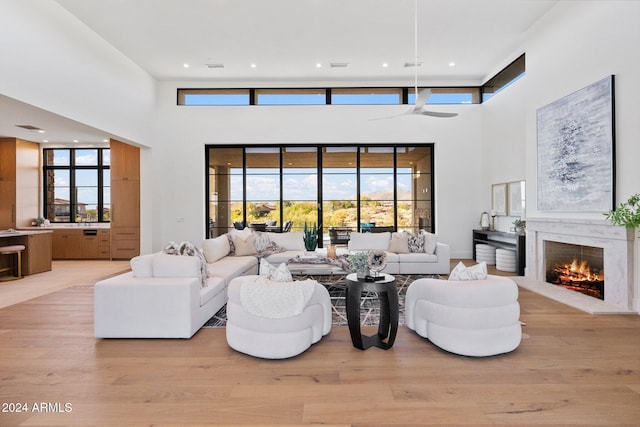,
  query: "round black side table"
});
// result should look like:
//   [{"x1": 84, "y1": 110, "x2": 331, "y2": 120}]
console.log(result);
[{"x1": 344, "y1": 273, "x2": 398, "y2": 350}]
